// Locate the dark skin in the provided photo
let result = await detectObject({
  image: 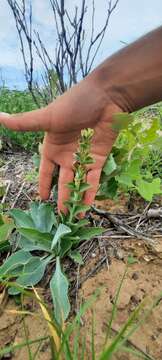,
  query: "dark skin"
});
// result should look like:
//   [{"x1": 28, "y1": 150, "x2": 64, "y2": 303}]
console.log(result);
[{"x1": 0, "y1": 27, "x2": 162, "y2": 212}]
